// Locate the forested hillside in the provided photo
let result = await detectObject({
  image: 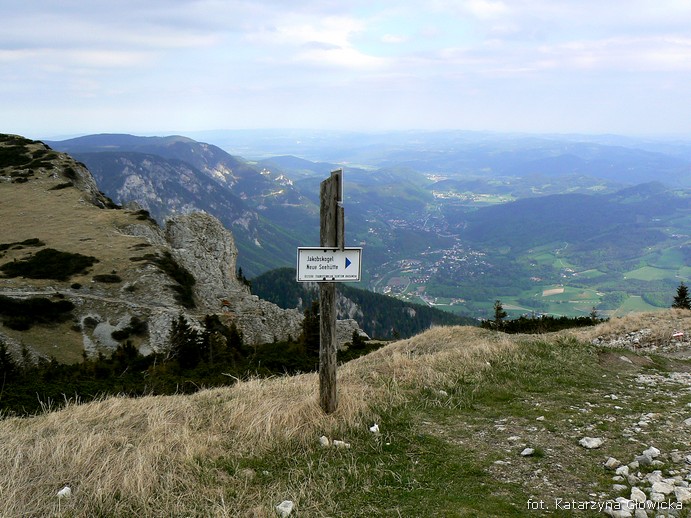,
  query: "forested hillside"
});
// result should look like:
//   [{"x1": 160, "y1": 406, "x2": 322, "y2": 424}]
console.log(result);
[
  {"x1": 457, "y1": 183, "x2": 685, "y2": 262},
  {"x1": 251, "y1": 268, "x2": 476, "y2": 339}
]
